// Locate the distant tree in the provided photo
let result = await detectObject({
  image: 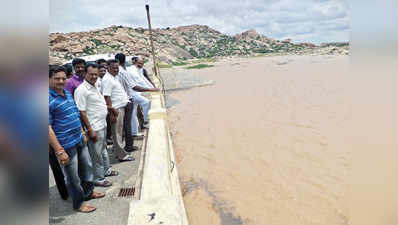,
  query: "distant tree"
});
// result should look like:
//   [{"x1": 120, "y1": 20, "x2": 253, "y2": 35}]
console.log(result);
[{"x1": 189, "y1": 48, "x2": 198, "y2": 57}]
